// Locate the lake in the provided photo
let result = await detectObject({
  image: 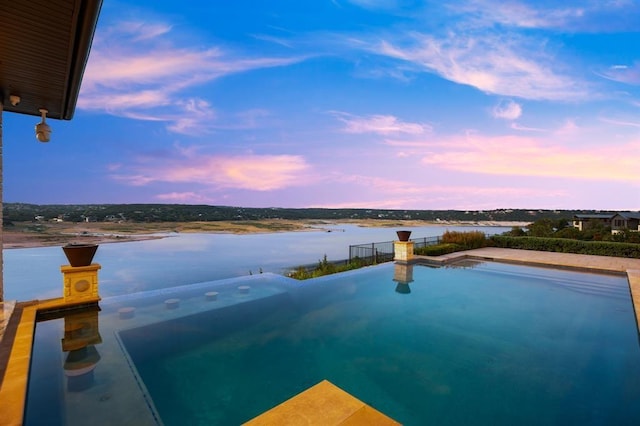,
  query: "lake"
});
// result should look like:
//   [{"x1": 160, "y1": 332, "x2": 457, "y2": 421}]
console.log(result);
[{"x1": 3, "y1": 224, "x2": 511, "y2": 301}]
